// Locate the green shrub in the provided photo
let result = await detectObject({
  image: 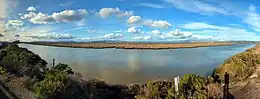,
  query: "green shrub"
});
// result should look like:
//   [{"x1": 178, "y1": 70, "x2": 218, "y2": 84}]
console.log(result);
[
  {"x1": 52, "y1": 63, "x2": 74, "y2": 74},
  {"x1": 33, "y1": 70, "x2": 68, "y2": 99},
  {"x1": 136, "y1": 80, "x2": 175, "y2": 99},
  {"x1": 178, "y1": 74, "x2": 207, "y2": 99},
  {"x1": 1, "y1": 44, "x2": 47, "y2": 77}
]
